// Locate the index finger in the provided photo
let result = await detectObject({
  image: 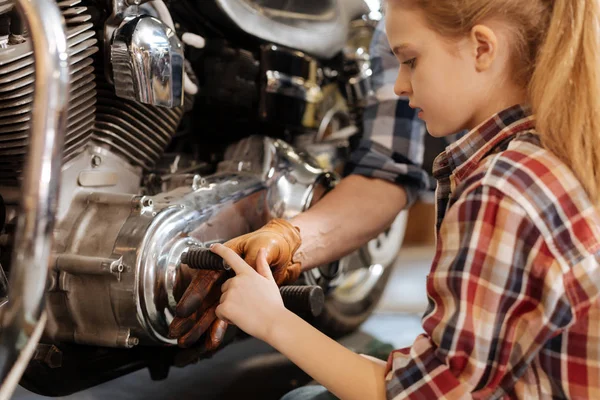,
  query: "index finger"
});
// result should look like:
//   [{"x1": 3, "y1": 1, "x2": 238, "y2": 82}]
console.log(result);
[{"x1": 210, "y1": 243, "x2": 254, "y2": 275}]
